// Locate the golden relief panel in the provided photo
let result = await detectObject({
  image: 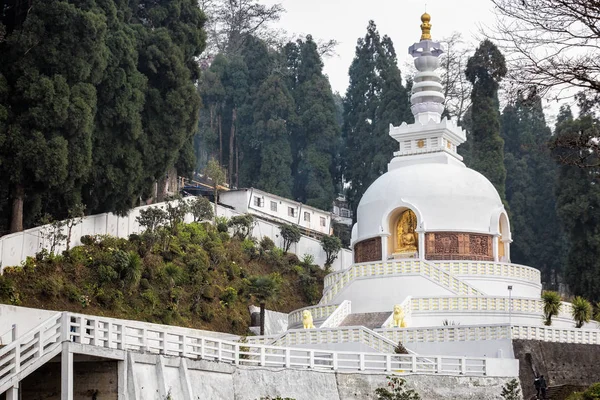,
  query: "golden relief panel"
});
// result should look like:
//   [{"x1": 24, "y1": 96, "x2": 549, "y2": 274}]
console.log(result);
[
  {"x1": 354, "y1": 237, "x2": 382, "y2": 263},
  {"x1": 425, "y1": 232, "x2": 493, "y2": 261}
]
